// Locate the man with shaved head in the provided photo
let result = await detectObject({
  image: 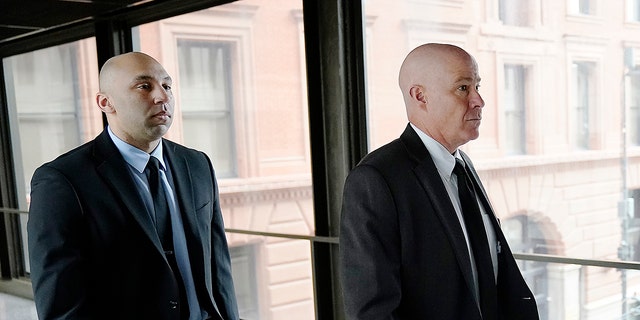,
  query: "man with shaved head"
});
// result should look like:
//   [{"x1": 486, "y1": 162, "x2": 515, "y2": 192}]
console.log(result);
[
  {"x1": 340, "y1": 44, "x2": 539, "y2": 319},
  {"x1": 28, "y1": 52, "x2": 239, "y2": 320}
]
